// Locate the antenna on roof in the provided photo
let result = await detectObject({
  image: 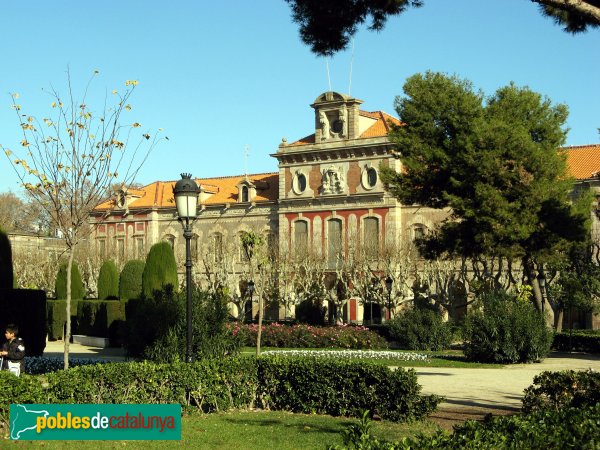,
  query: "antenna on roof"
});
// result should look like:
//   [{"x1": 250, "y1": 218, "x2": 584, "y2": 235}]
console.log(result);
[
  {"x1": 325, "y1": 57, "x2": 332, "y2": 92},
  {"x1": 349, "y1": 38, "x2": 355, "y2": 96},
  {"x1": 244, "y1": 145, "x2": 249, "y2": 177}
]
